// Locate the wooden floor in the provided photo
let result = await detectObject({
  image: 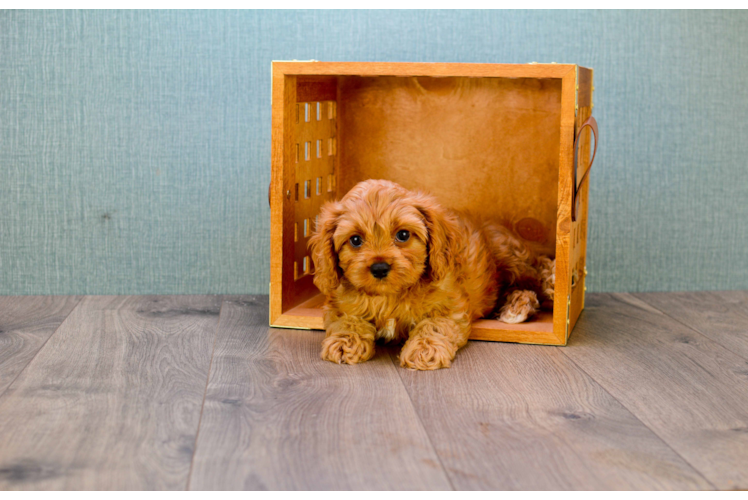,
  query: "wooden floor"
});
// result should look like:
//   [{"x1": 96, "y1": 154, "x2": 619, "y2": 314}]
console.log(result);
[{"x1": 1, "y1": 292, "x2": 748, "y2": 490}]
